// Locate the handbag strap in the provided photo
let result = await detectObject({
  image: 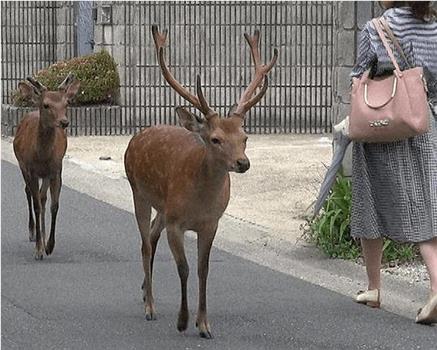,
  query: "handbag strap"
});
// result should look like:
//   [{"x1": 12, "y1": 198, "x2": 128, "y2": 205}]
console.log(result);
[
  {"x1": 371, "y1": 18, "x2": 402, "y2": 74},
  {"x1": 378, "y1": 17, "x2": 412, "y2": 68}
]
